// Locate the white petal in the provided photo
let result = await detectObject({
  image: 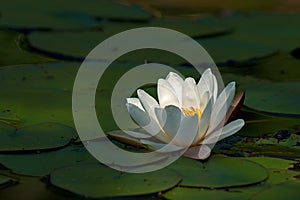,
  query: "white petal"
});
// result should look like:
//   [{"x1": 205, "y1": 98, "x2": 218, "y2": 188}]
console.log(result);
[
  {"x1": 137, "y1": 89, "x2": 159, "y2": 118},
  {"x1": 166, "y1": 72, "x2": 184, "y2": 104},
  {"x1": 197, "y1": 144, "x2": 212, "y2": 159},
  {"x1": 140, "y1": 139, "x2": 183, "y2": 152},
  {"x1": 157, "y1": 79, "x2": 180, "y2": 108},
  {"x1": 202, "y1": 119, "x2": 245, "y2": 144},
  {"x1": 171, "y1": 114, "x2": 199, "y2": 147},
  {"x1": 212, "y1": 74, "x2": 218, "y2": 103},
  {"x1": 126, "y1": 102, "x2": 165, "y2": 141},
  {"x1": 126, "y1": 98, "x2": 144, "y2": 111},
  {"x1": 123, "y1": 130, "x2": 151, "y2": 139},
  {"x1": 193, "y1": 99, "x2": 212, "y2": 144},
  {"x1": 183, "y1": 144, "x2": 212, "y2": 160},
  {"x1": 207, "y1": 82, "x2": 236, "y2": 134},
  {"x1": 197, "y1": 69, "x2": 214, "y2": 96},
  {"x1": 154, "y1": 105, "x2": 181, "y2": 140},
  {"x1": 182, "y1": 77, "x2": 200, "y2": 109},
  {"x1": 126, "y1": 103, "x2": 150, "y2": 127},
  {"x1": 199, "y1": 90, "x2": 209, "y2": 112}
]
